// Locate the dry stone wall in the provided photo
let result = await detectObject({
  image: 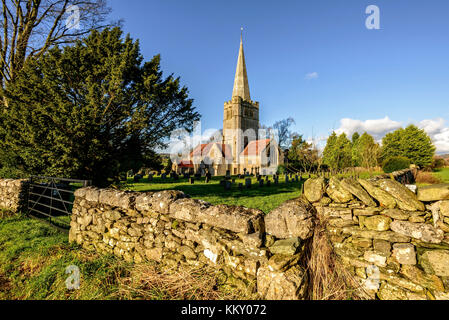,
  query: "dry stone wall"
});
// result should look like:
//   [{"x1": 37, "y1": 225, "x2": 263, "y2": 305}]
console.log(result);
[
  {"x1": 69, "y1": 187, "x2": 314, "y2": 300},
  {"x1": 304, "y1": 170, "x2": 449, "y2": 300},
  {"x1": 0, "y1": 179, "x2": 29, "y2": 214}
]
